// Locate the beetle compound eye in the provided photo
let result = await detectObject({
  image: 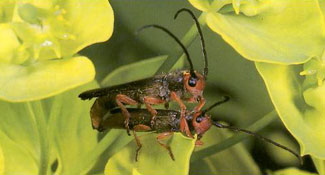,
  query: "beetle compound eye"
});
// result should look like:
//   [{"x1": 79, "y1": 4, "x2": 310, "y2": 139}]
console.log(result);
[
  {"x1": 196, "y1": 115, "x2": 204, "y2": 123},
  {"x1": 188, "y1": 77, "x2": 197, "y2": 87}
]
